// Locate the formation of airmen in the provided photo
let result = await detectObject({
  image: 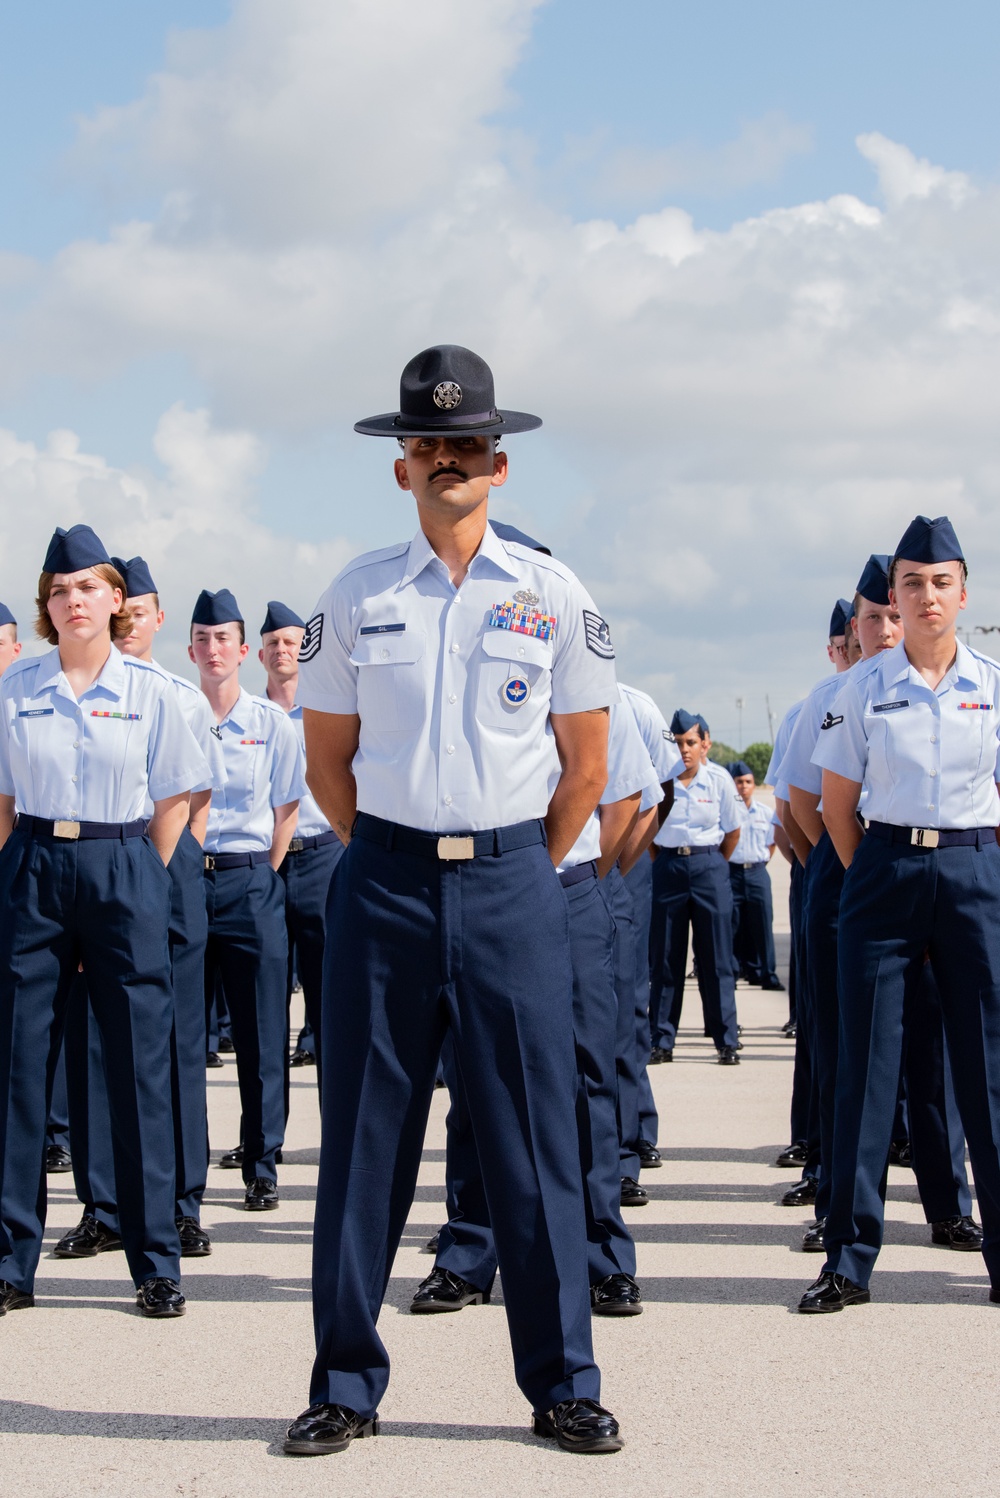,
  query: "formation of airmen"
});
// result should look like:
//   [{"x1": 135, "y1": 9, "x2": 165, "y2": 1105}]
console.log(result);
[{"x1": 0, "y1": 344, "x2": 996, "y2": 1460}]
